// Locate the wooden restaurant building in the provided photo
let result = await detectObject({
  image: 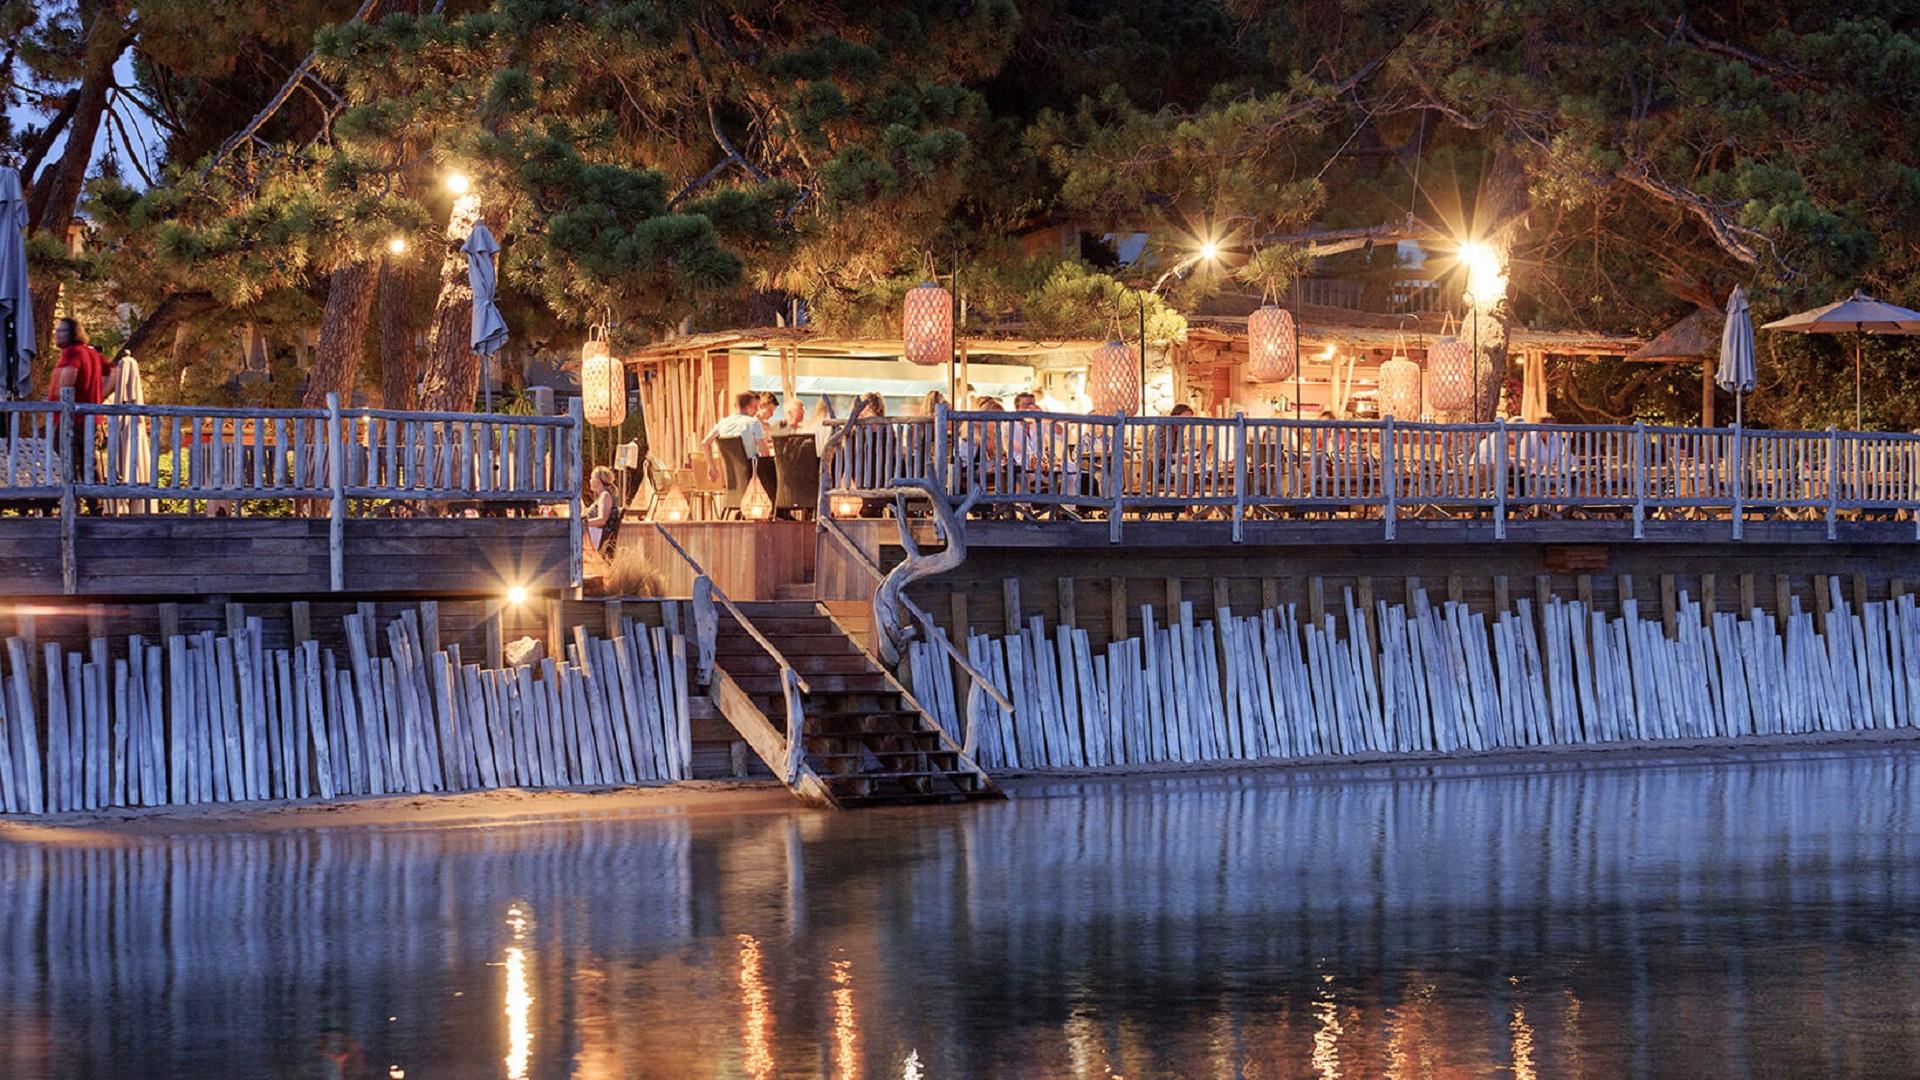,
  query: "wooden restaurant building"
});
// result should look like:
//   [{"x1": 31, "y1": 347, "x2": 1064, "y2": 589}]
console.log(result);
[{"x1": 7, "y1": 268, "x2": 1920, "y2": 814}]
